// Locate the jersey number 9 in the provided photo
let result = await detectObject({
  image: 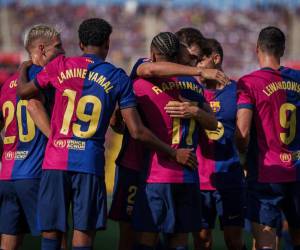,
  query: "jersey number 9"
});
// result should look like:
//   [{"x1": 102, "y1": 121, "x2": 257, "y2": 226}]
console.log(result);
[{"x1": 279, "y1": 103, "x2": 297, "y2": 145}]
